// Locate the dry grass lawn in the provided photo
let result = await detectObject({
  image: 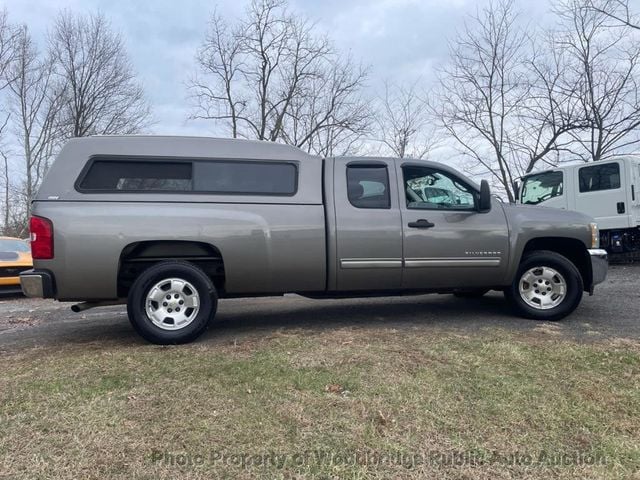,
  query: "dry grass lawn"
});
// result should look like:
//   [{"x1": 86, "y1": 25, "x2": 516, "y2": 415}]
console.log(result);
[{"x1": 1, "y1": 324, "x2": 639, "y2": 479}]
